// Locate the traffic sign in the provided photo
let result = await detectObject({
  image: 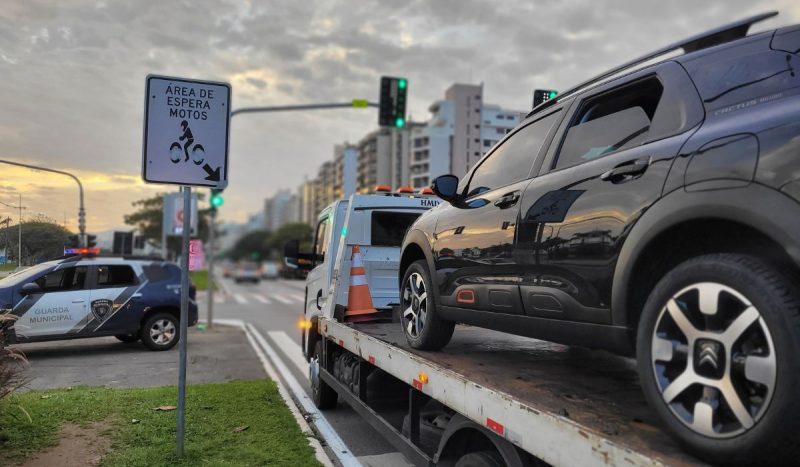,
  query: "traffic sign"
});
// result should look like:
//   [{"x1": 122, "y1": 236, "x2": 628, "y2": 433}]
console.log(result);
[
  {"x1": 188, "y1": 239, "x2": 205, "y2": 271},
  {"x1": 142, "y1": 75, "x2": 231, "y2": 188}
]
